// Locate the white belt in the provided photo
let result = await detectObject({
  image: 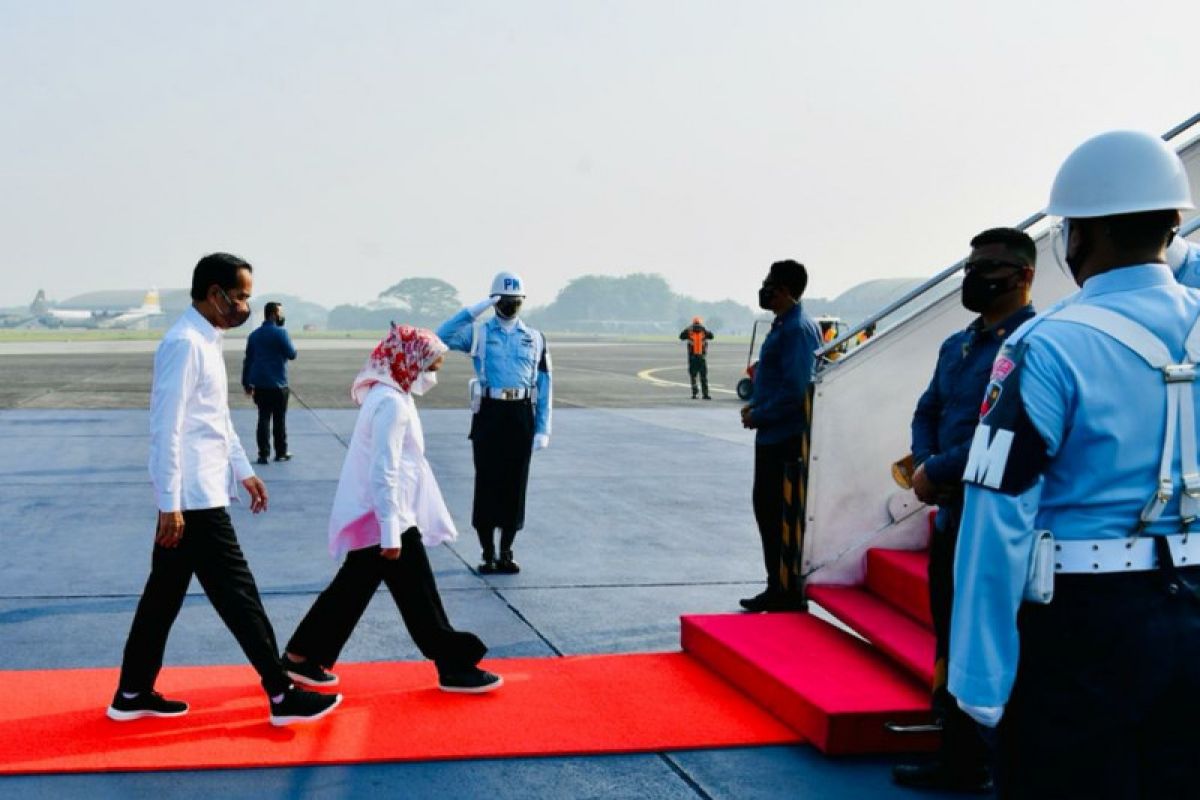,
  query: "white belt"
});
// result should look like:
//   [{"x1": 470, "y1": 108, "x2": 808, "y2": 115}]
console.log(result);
[
  {"x1": 484, "y1": 387, "x2": 530, "y2": 401},
  {"x1": 1054, "y1": 534, "x2": 1200, "y2": 574}
]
